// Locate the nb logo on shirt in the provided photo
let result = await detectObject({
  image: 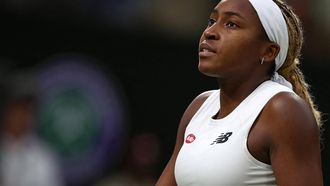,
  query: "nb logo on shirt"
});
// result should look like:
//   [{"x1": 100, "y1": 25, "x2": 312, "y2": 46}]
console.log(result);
[{"x1": 210, "y1": 132, "x2": 233, "y2": 145}]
